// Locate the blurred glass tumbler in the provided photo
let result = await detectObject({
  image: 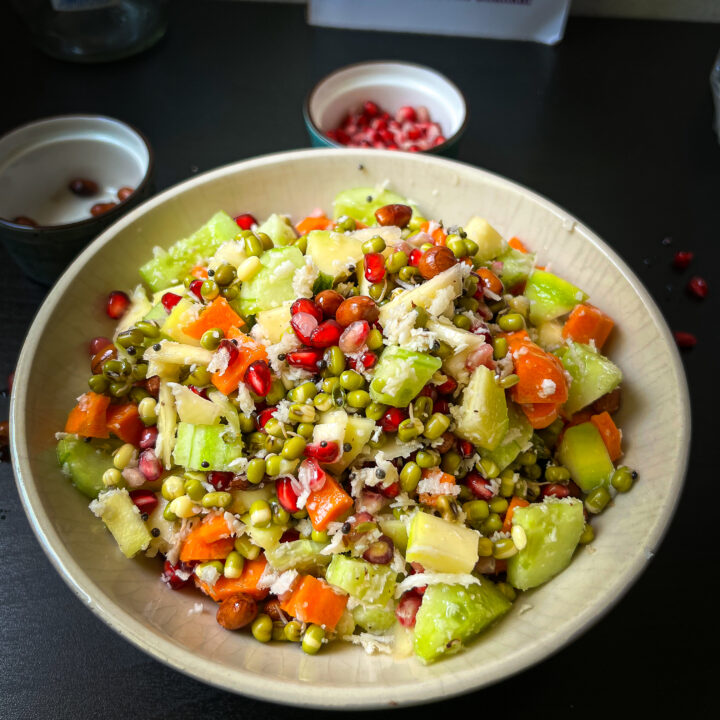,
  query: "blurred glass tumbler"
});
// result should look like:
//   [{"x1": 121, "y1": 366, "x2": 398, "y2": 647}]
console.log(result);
[{"x1": 11, "y1": 0, "x2": 169, "y2": 62}]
